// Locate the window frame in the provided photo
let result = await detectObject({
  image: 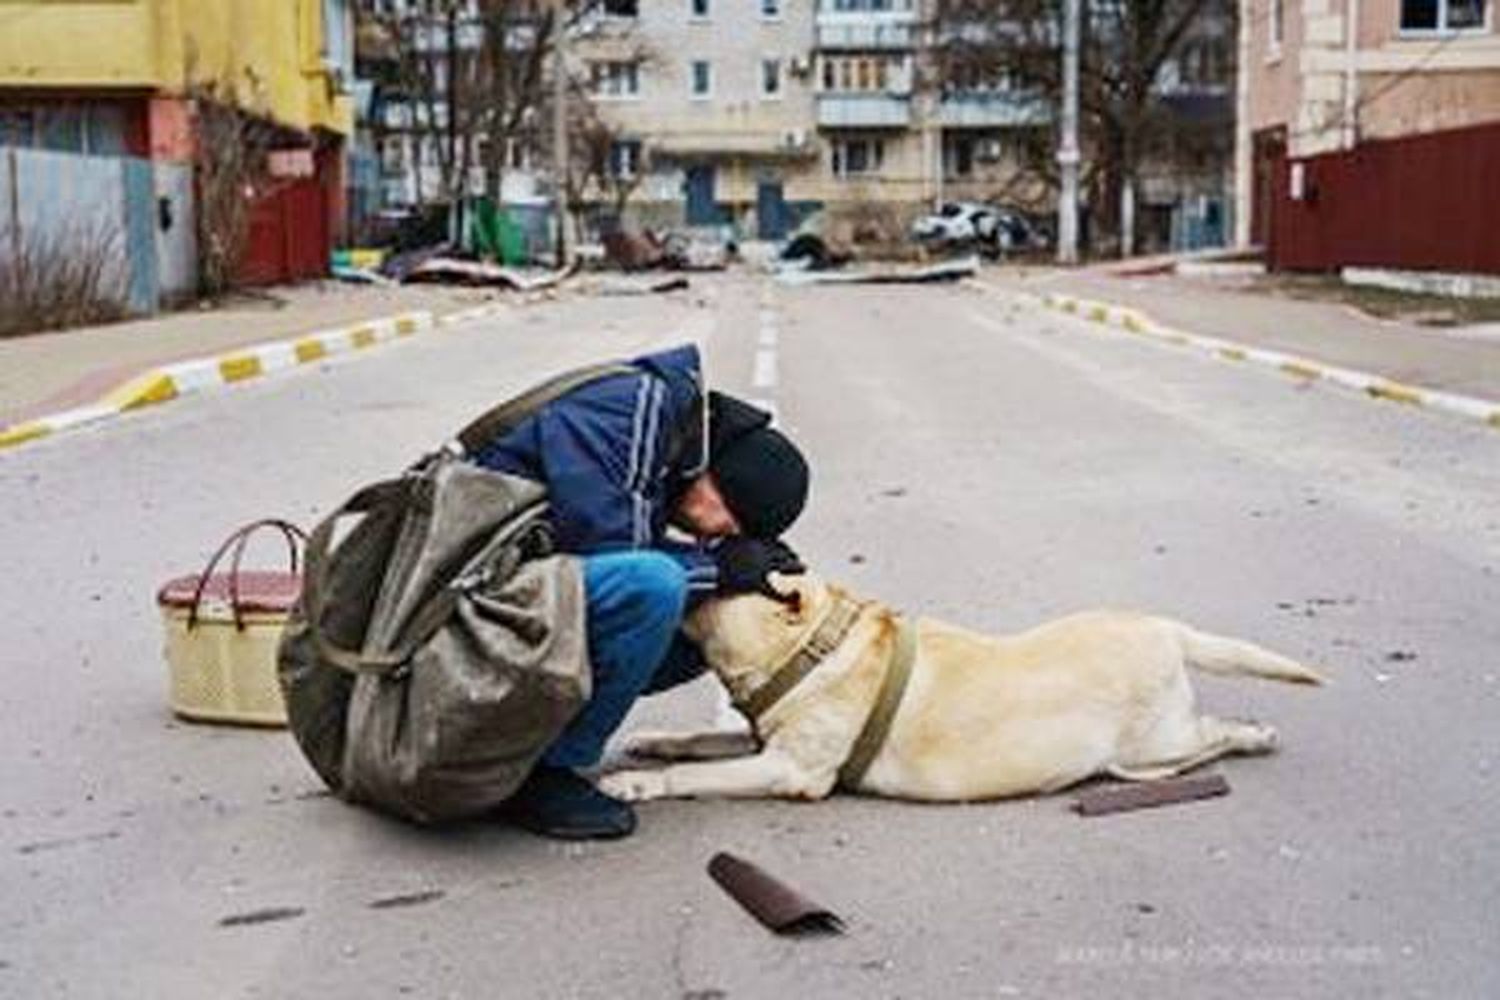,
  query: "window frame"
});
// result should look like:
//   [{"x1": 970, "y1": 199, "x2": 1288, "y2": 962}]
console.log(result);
[
  {"x1": 1398, "y1": 0, "x2": 1490, "y2": 34},
  {"x1": 760, "y1": 57, "x2": 784, "y2": 99},
  {"x1": 690, "y1": 59, "x2": 714, "y2": 100},
  {"x1": 830, "y1": 137, "x2": 885, "y2": 178},
  {"x1": 591, "y1": 60, "x2": 642, "y2": 100},
  {"x1": 609, "y1": 139, "x2": 642, "y2": 180}
]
